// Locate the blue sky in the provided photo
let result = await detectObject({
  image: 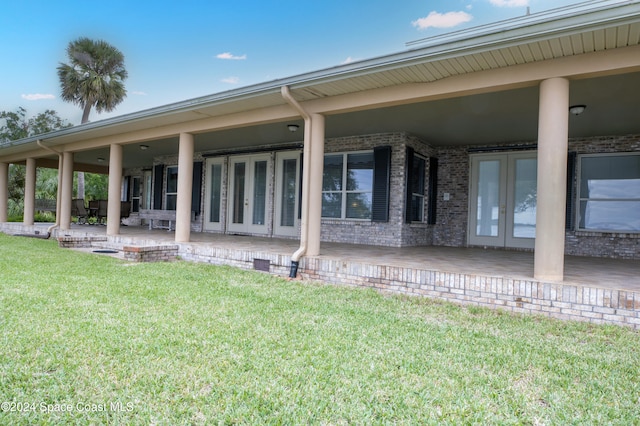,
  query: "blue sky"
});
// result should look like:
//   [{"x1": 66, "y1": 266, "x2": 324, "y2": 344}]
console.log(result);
[{"x1": 1, "y1": 0, "x2": 593, "y2": 125}]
